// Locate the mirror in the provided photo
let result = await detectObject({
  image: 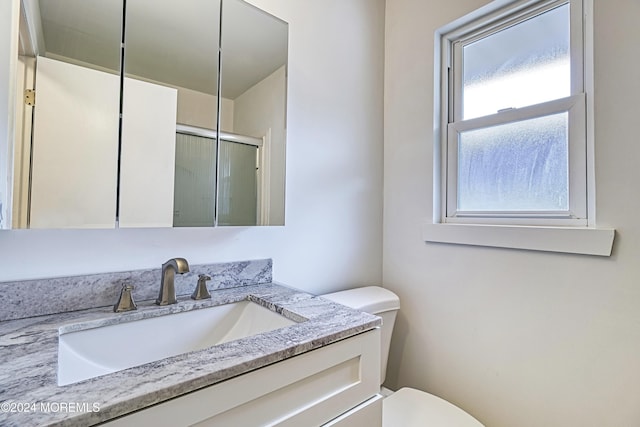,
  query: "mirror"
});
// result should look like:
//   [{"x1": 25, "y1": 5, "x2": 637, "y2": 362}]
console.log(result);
[
  {"x1": 120, "y1": 0, "x2": 221, "y2": 228},
  {"x1": 218, "y1": 0, "x2": 287, "y2": 226},
  {"x1": 8, "y1": 0, "x2": 287, "y2": 229}
]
